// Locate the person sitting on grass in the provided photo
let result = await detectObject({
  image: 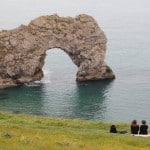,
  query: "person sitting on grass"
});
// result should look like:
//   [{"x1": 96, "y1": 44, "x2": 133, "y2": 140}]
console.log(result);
[
  {"x1": 130, "y1": 119, "x2": 139, "y2": 134},
  {"x1": 110, "y1": 125, "x2": 117, "y2": 133},
  {"x1": 139, "y1": 120, "x2": 148, "y2": 135},
  {"x1": 109, "y1": 125, "x2": 127, "y2": 134}
]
